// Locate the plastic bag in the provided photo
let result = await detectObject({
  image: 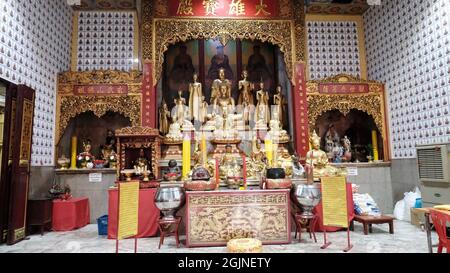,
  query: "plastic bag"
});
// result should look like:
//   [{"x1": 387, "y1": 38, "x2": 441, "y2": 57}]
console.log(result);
[
  {"x1": 393, "y1": 199, "x2": 405, "y2": 220},
  {"x1": 353, "y1": 193, "x2": 381, "y2": 216},
  {"x1": 403, "y1": 187, "x2": 421, "y2": 222}
]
